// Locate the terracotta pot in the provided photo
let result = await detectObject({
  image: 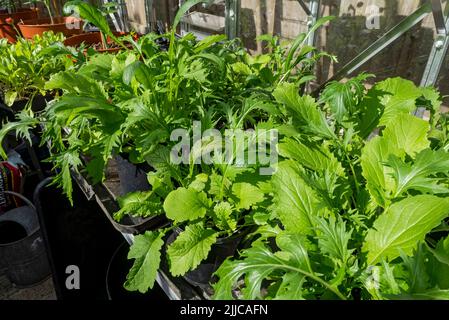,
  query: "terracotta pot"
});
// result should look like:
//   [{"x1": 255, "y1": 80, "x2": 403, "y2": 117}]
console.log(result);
[
  {"x1": 0, "y1": 9, "x2": 38, "y2": 43},
  {"x1": 64, "y1": 31, "x2": 134, "y2": 53},
  {"x1": 18, "y1": 16, "x2": 83, "y2": 39}
]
